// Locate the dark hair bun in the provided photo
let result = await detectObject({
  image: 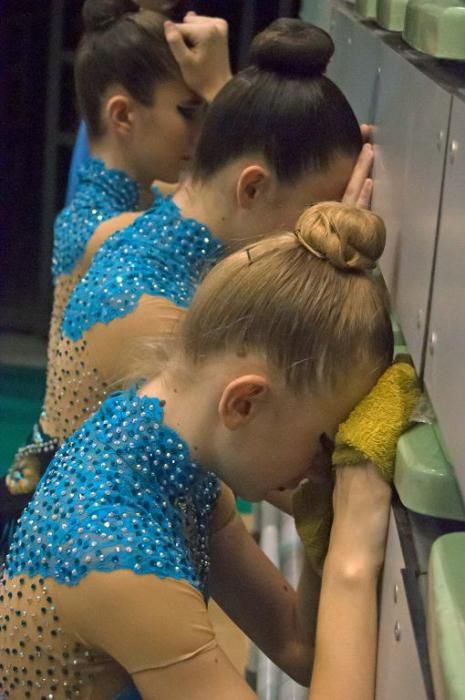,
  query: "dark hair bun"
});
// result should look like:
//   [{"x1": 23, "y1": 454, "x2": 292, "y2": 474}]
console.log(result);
[
  {"x1": 249, "y1": 18, "x2": 334, "y2": 79},
  {"x1": 83, "y1": 0, "x2": 140, "y2": 32}
]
